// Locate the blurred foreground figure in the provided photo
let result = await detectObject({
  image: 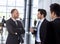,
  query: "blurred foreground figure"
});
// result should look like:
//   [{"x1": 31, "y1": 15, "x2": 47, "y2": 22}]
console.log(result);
[{"x1": 46, "y1": 3, "x2": 60, "y2": 44}]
